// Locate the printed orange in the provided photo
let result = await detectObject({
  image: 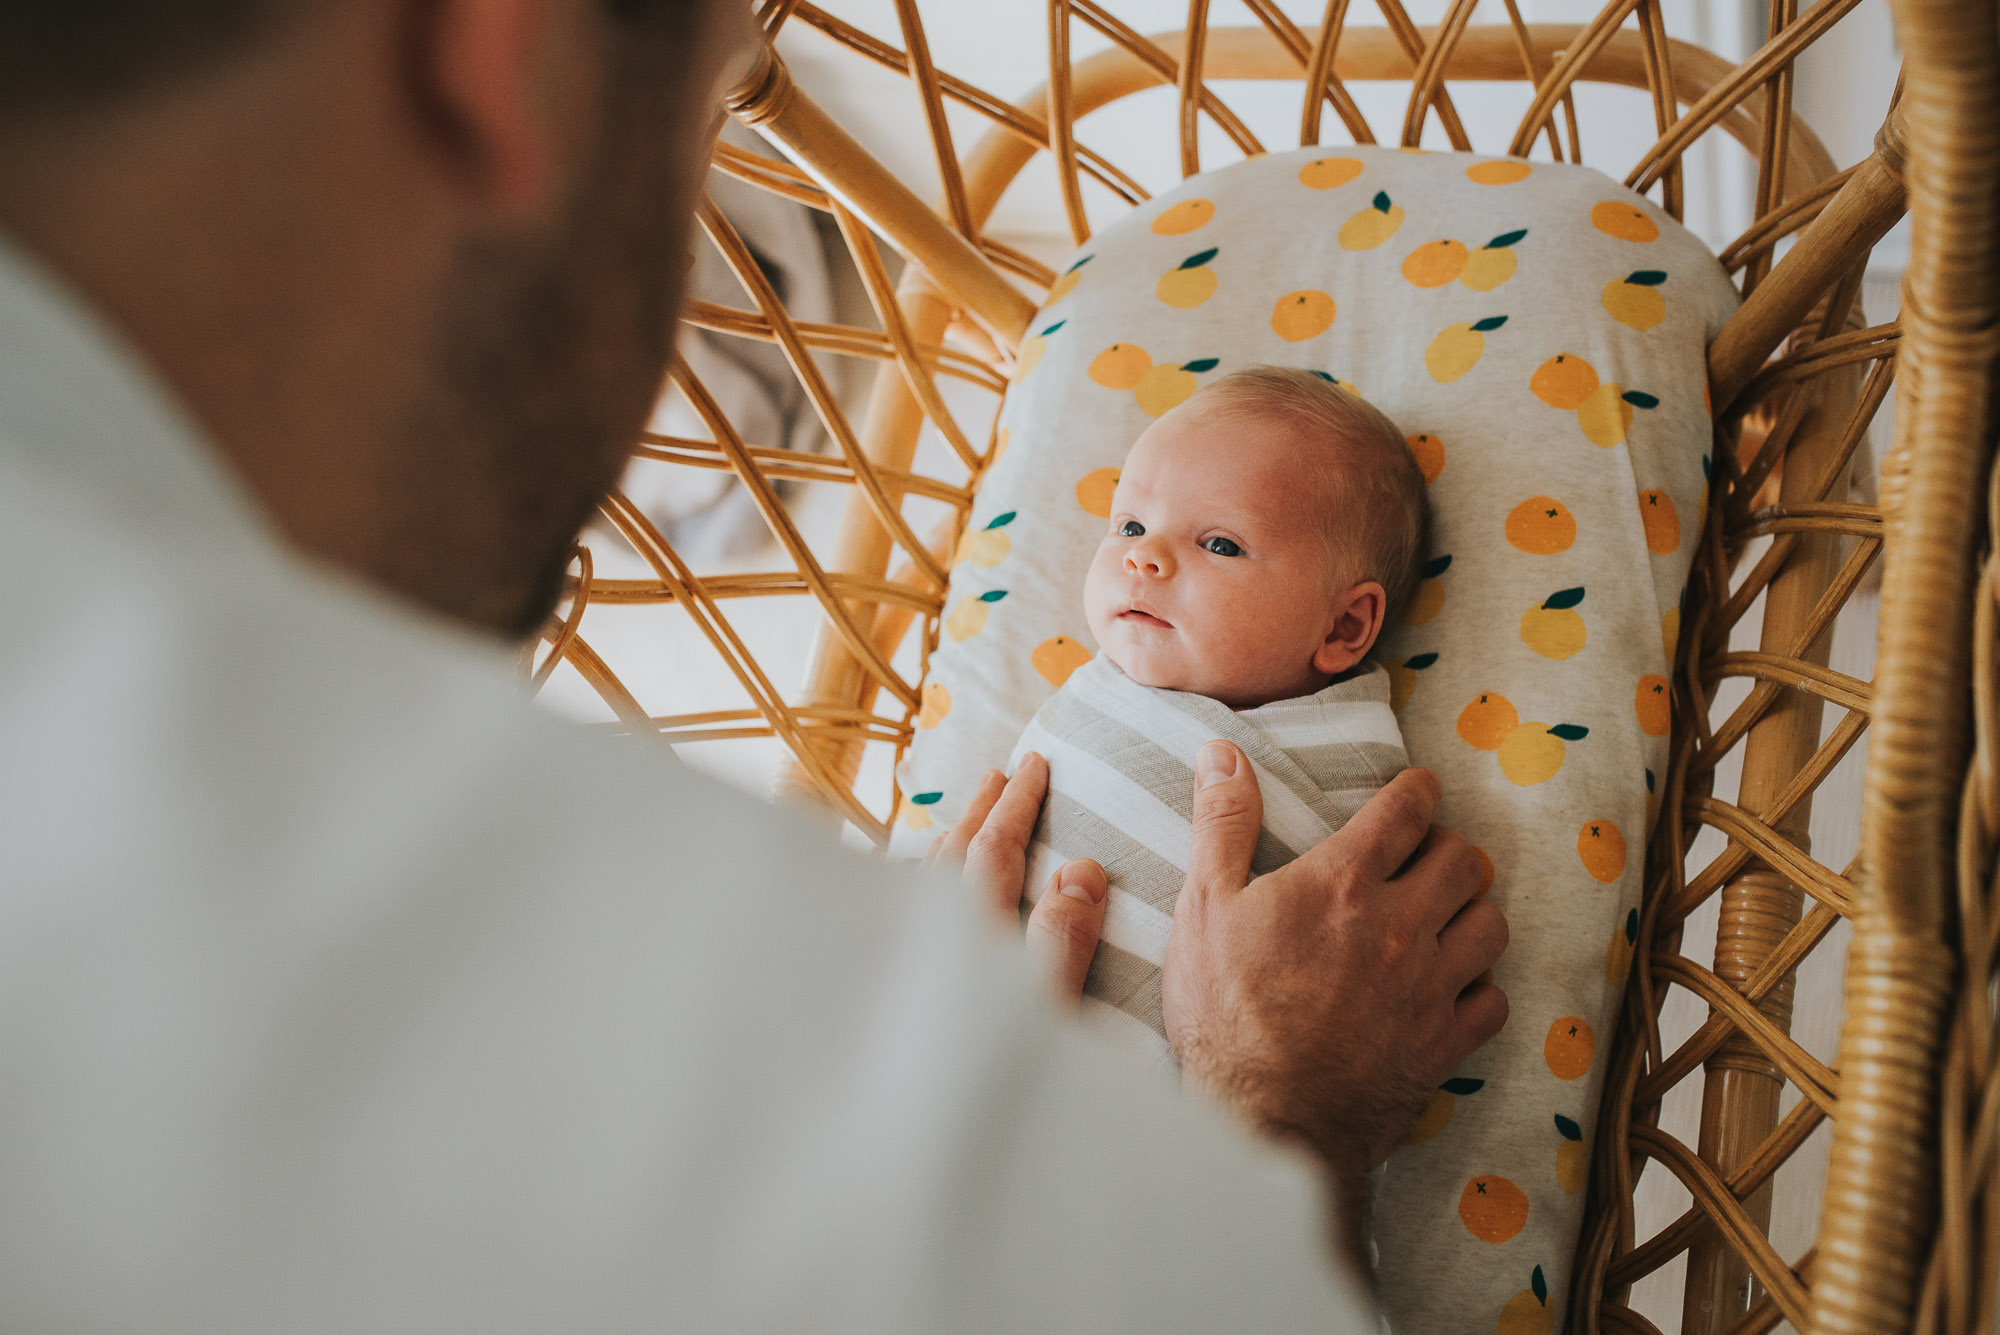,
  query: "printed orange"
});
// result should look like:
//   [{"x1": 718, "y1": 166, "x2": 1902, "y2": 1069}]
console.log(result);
[
  {"x1": 1271, "y1": 289, "x2": 1336, "y2": 341},
  {"x1": 1151, "y1": 197, "x2": 1214, "y2": 235},
  {"x1": 1426, "y1": 316, "x2": 1507, "y2": 382},
  {"x1": 1498, "y1": 724, "x2": 1573, "y2": 785},
  {"x1": 1606, "y1": 908, "x2": 1639, "y2": 986},
  {"x1": 1403, "y1": 239, "x2": 1470, "y2": 288},
  {"x1": 1592, "y1": 200, "x2": 1660, "y2": 242},
  {"x1": 1457, "y1": 692, "x2": 1519, "y2": 751},
  {"x1": 1404, "y1": 553, "x2": 1450, "y2": 625},
  {"x1": 1459, "y1": 1175, "x2": 1530, "y2": 1244},
  {"x1": 1640, "y1": 488, "x2": 1681, "y2": 552},
  {"x1": 1635, "y1": 674, "x2": 1670, "y2": 736},
  {"x1": 1298, "y1": 156, "x2": 1363, "y2": 190},
  {"x1": 1603, "y1": 269, "x2": 1668, "y2": 329},
  {"x1": 1407, "y1": 1087, "x2": 1454, "y2": 1144},
  {"x1": 1387, "y1": 651, "x2": 1437, "y2": 712},
  {"x1": 1578, "y1": 382, "x2": 1655, "y2": 448},
  {"x1": 1339, "y1": 190, "x2": 1404, "y2": 249},
  {"x1": 1156, "y1": 247, "x2": 1219, "y2": 308},
  {"x1": 1467, "y1": 159, "x2": 1533, "y2": 185},
  {"x1": 918, "y1": 681, "x2": 951, "y2": 729},
  {"x1": 1498, "y1": 1267, "x2": 1552, "y2": 1335},
  {"x1": 1555, "y1": 1114, "x2": 1588, "y2": 1194},
  {"x1": 1460, "y1": 236, "x2": 1521, "y2": 292},
  {"x1": 1520, "y1": 588, "x2": 1586, "y2": 660},
  {"x1": 1075, "y1": 467, "x2": 1120, "y2": 517},
  {"x1": 1031, "y1": 635, "x2": 1092, "y2": 687},
  {"x1": 1045, "y1": 254, "x2": 1091, "y2": 305},
  {"x1": 1406, "y1": 1075, "x2": 1484, "y2": 1145},
  {"x1": 1544, "y1": 1016, "x2": 1595, "y2": 1080},
  {"x1": 1134, "y1": 359, "x2": 1216, "y2": 417},
  {"x1": 1013, "y1": 320, "x2": 1061, "y2": 382},
  {"x1": 1407, "y1": 432, "x2": 1445, "y2": 483},
  {"x1": 1530, "y1": 353, "x2": 1599, "y2": 410},
  {"x1": 1577, "y1": 820, "x2": 1626, "y2": 883},
  {"x1": 1088, "y1": 343, "x2": 1151, "y2": 390},
  {"x1": 1505, "y1": 497, "x2": 1577, "y2": 555}
]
